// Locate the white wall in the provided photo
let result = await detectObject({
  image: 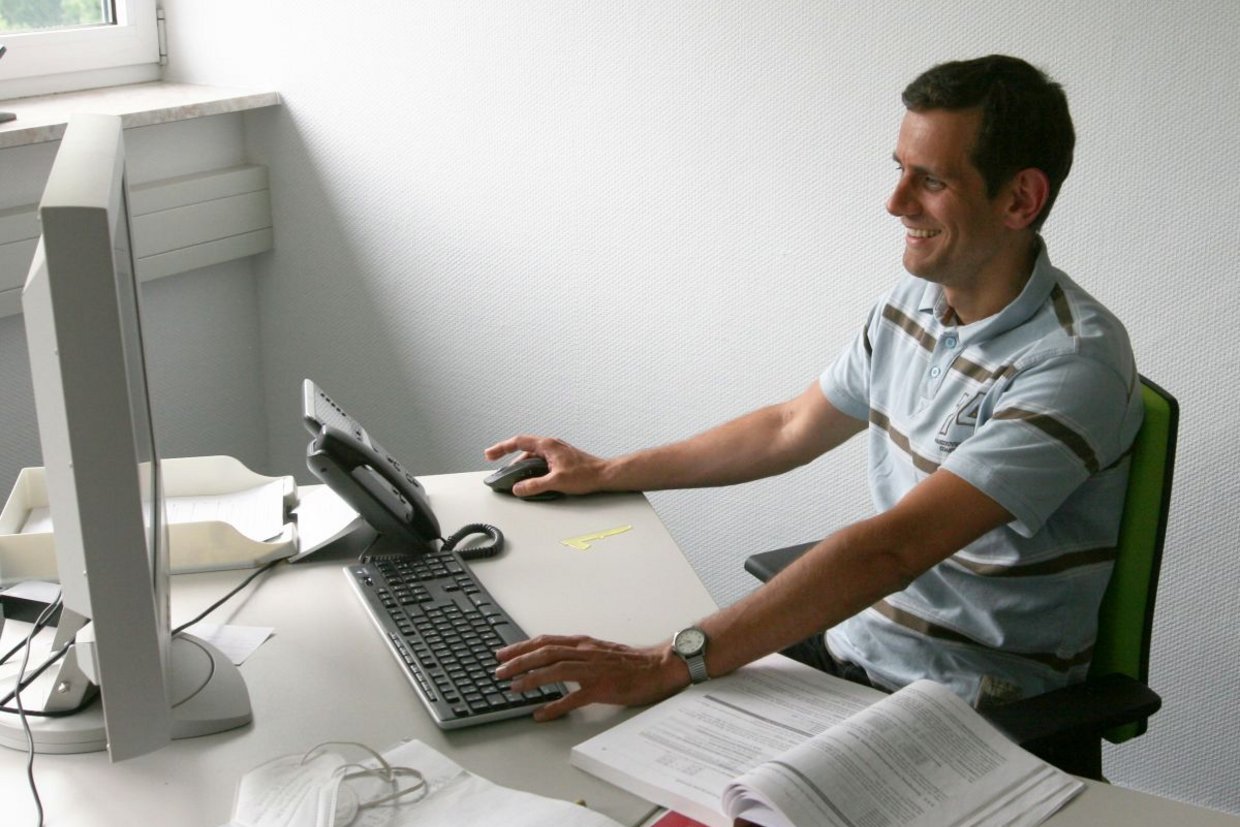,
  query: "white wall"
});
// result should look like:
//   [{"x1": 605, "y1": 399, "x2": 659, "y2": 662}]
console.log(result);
[
  {"x1": 0, "y1": 114, "x2": 270, "y2": 503},
  {"x1": 147, "y1": 0, "x2": 1239, "y2": 813}
]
